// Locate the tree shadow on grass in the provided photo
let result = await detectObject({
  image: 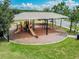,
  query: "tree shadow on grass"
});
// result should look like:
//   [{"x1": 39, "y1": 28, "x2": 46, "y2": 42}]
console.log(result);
[{"x1": 0, "y1": 38, "x2": 8, "y2": 42}]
